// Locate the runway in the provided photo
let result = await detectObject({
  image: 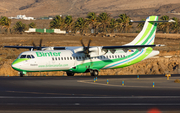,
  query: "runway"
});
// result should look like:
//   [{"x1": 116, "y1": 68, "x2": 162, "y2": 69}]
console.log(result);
[{"x1": 0, "y1": 75, "x2": 180, "y2": 113}]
